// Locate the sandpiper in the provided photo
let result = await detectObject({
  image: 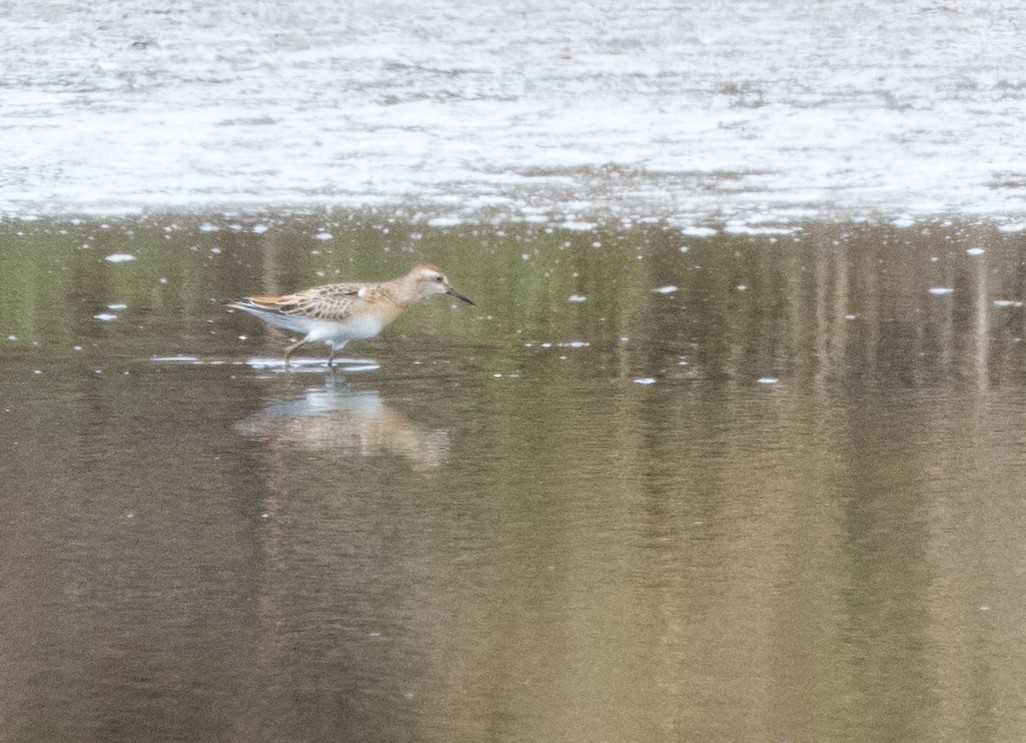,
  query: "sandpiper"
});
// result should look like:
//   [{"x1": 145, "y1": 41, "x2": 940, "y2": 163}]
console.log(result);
[{"x1": 228, "y1": 264, "x2": 474, "y2": 366}]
